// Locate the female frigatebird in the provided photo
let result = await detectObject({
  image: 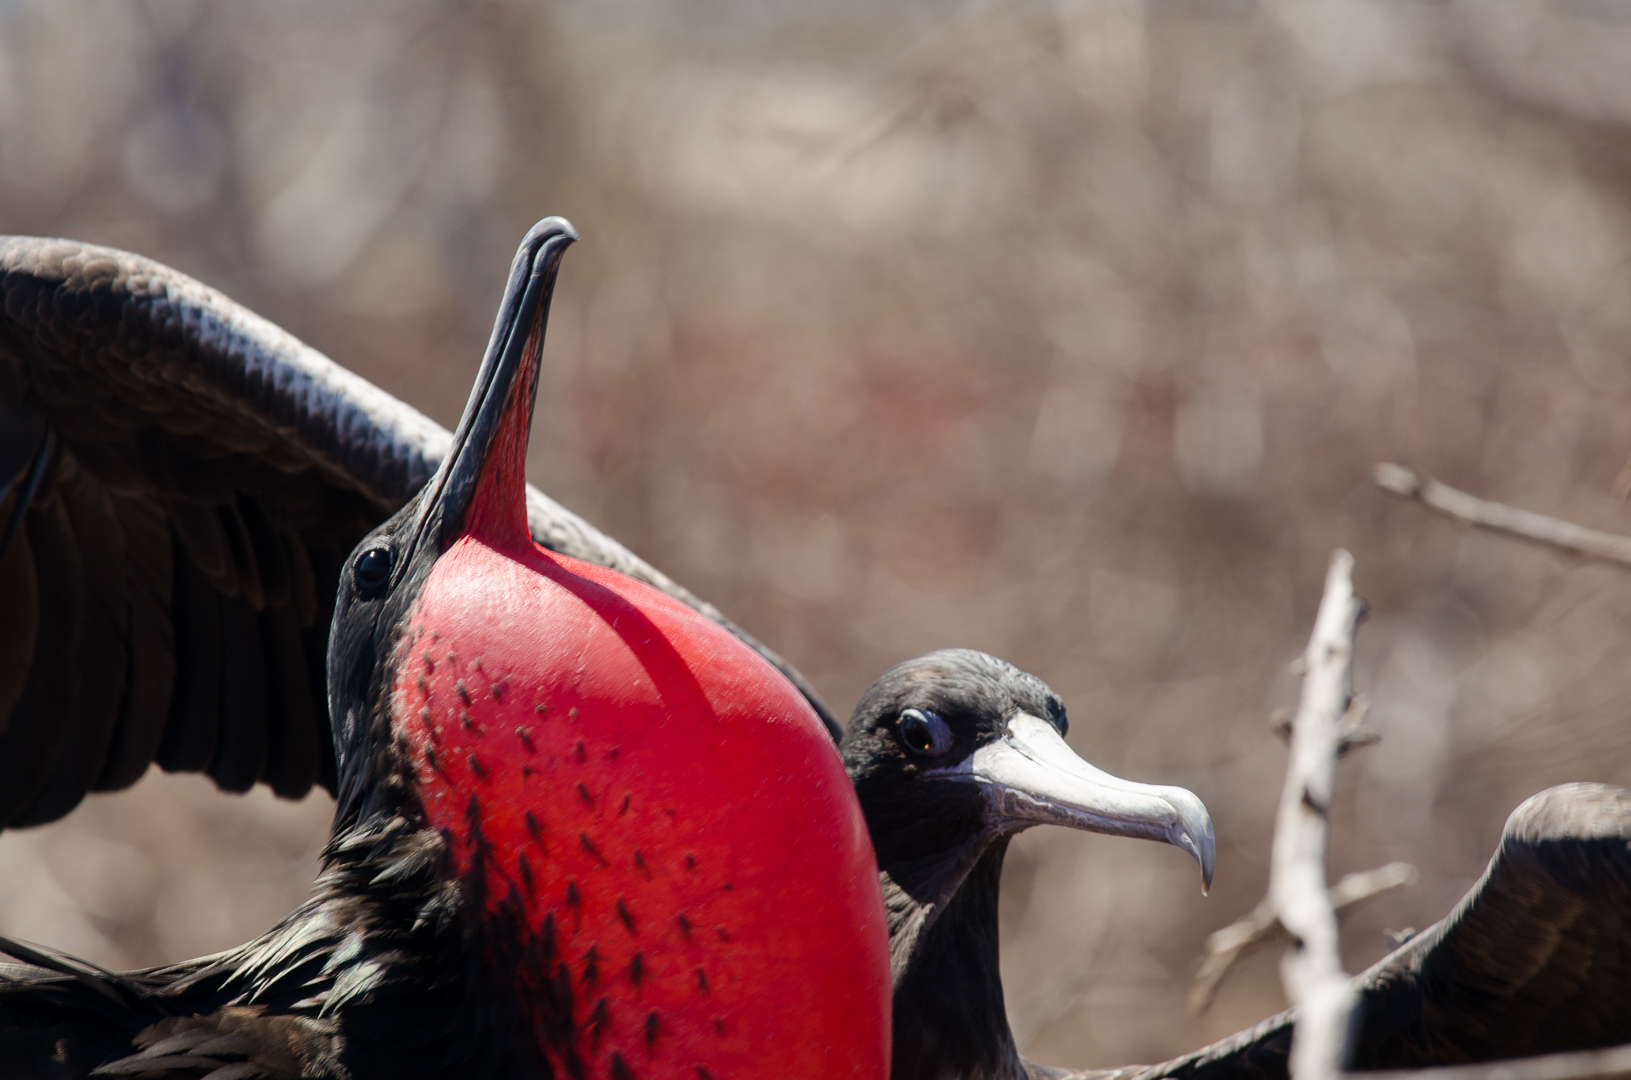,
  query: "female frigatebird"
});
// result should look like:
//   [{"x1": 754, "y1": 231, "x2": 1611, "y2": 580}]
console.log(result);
[
  {"x1": 841, "y1": 651, "x2": 1631, "y2": 1080},
  {"x1": 0, "y1": 219, "x2": 891, "y2": 1079},
  {"x1": 840, "y1": 649, "x2": 1214, "y2": 1080}
]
